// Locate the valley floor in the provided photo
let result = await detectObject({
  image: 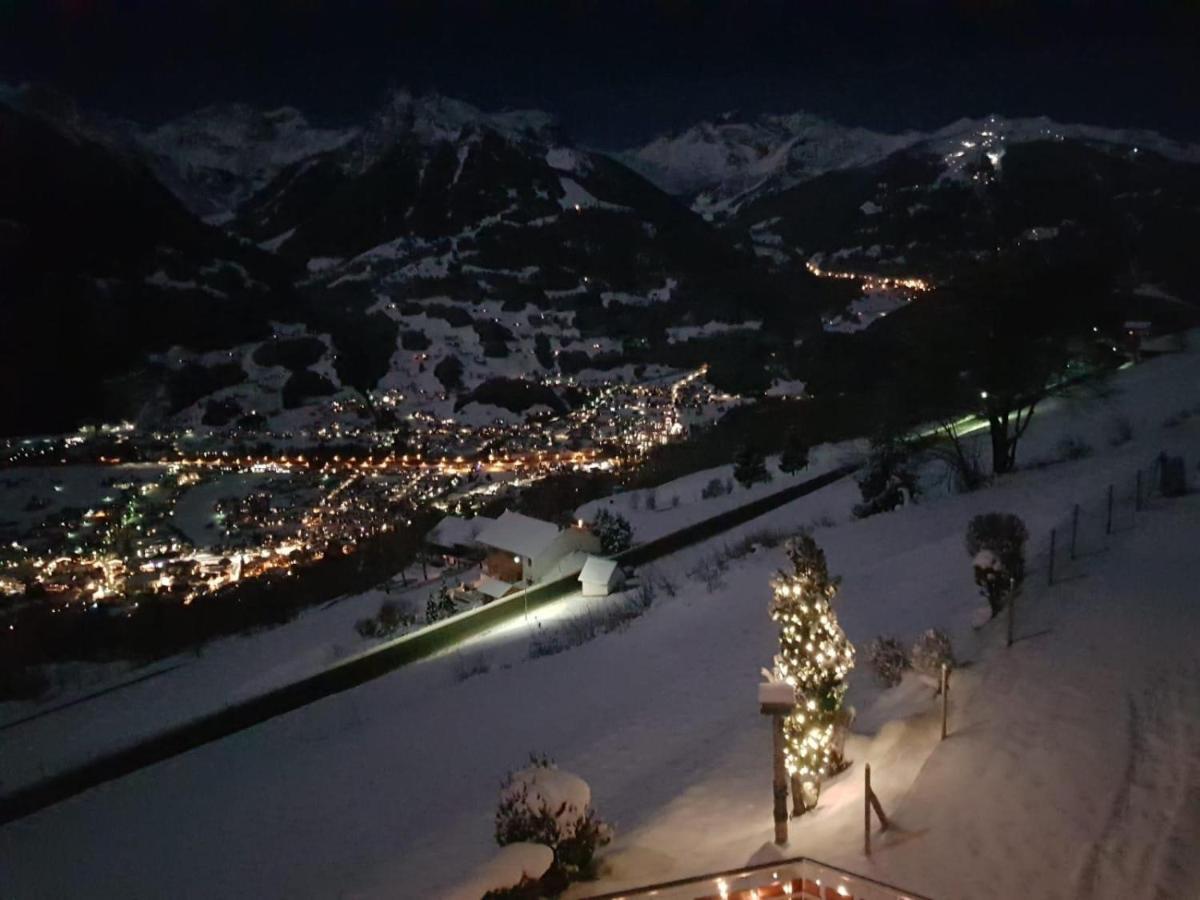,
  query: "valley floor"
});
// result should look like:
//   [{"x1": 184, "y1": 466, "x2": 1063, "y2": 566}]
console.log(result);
[{"x1": 2, "y1": 348, "x2": 1200, "y2": 899}]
